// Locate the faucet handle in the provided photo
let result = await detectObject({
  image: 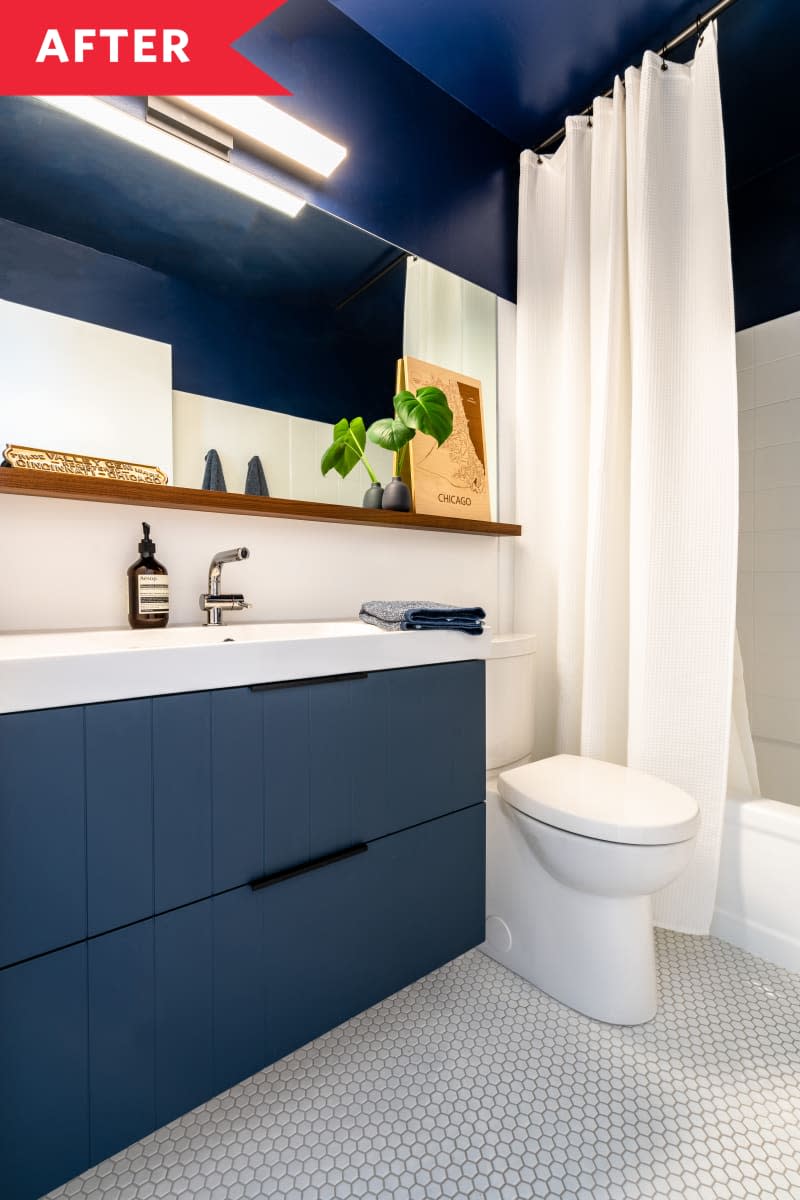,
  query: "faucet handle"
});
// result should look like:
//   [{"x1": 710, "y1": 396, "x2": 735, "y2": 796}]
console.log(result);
[{"x1": 200, "y1": 593, "x2": 251, "y2": 613}]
